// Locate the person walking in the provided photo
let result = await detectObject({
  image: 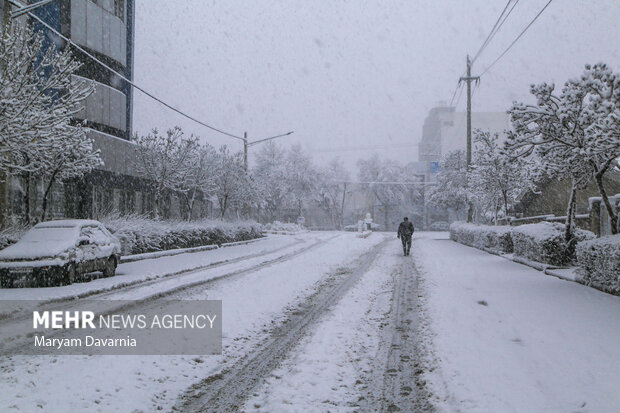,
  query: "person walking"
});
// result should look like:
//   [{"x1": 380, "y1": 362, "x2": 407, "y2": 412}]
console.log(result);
[{"x1": 397, "y1": 217, "x2": 414, "y2": 256}]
